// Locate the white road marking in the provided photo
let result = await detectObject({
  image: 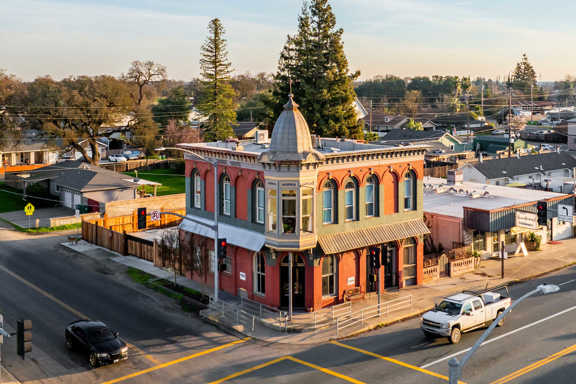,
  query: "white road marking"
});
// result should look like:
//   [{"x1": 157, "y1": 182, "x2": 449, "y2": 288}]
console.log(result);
[
  {"x1": 420, "y1": 304, "x2": 576, "y2": 369},
  {"x1": 558, "y1": 279, "x2": 576, "y2": 286}
]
